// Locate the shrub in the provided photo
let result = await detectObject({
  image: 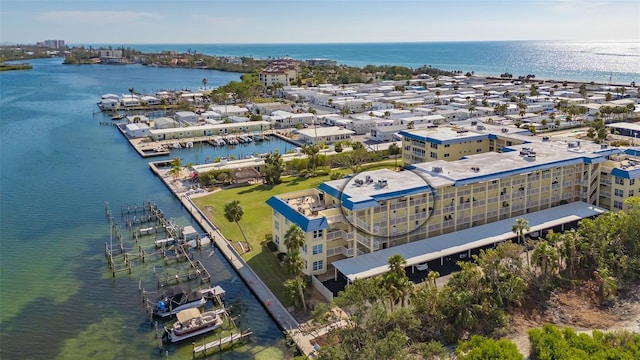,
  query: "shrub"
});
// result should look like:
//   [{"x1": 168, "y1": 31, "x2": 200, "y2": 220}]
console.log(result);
[
  {"x1": 330, "y1": 172, "x2": 344, "y2": 180},
  {"x1": 266, "y1": 241, "x2": 278, "y2": 253},
  {"x1": 277, "y1": 252, "x2": 287, "y2": 263}
]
